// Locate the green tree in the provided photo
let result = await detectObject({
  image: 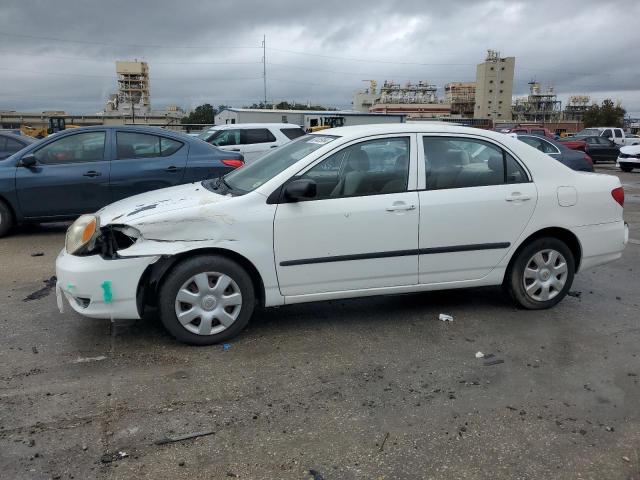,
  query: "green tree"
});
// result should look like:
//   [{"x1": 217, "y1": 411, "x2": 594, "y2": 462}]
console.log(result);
[
  {"x1": 181, "y1": 103, "x2": 215, "y2": 125},
  {"x1": 583, "y1": 99, "x2": 625, "y2": 128}
]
